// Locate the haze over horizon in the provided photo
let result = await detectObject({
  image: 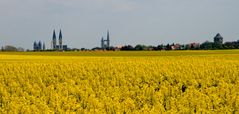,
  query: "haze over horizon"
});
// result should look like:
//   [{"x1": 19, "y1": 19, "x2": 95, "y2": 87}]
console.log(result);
[{"x1": 0, "y1": 0, "x2": 239, "y2": 49}]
